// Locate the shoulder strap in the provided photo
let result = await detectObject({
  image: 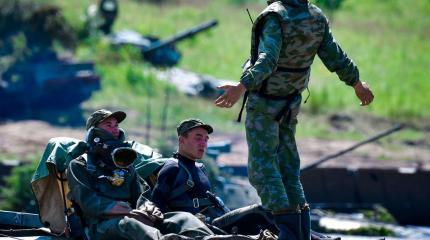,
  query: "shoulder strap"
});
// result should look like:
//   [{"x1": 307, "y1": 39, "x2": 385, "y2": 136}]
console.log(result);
[
  {"x1": 237, "y1": 90, "x2": 249, "y2": 123},
  {"x1": 168, "y1": 160, "x2": 195, "y2": 200}
]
